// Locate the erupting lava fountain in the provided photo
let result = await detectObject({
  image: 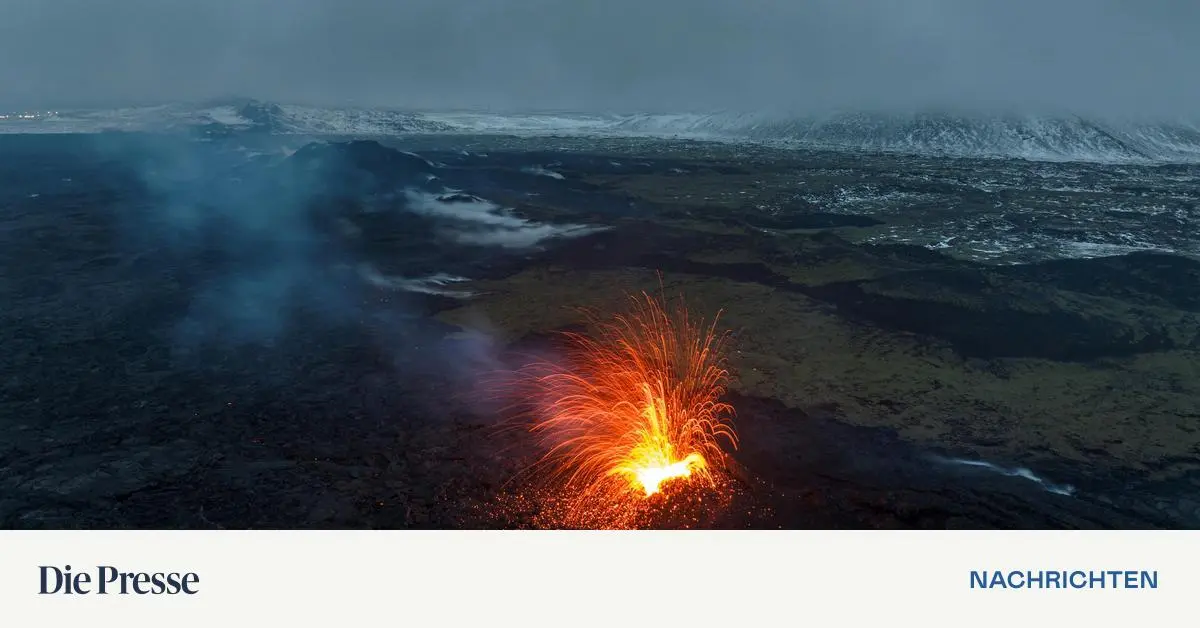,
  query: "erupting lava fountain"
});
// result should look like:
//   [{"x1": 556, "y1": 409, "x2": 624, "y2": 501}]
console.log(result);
[{"x1": 520, "y1": 290, "x2": 739, "y2": 507}]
